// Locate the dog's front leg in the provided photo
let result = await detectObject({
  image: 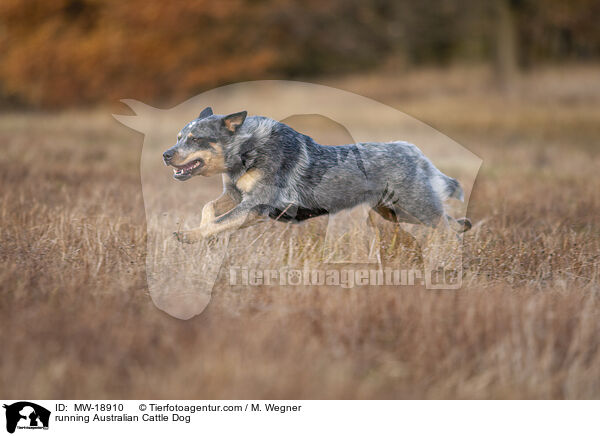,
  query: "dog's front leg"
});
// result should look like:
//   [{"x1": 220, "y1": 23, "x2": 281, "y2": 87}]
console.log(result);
[
  {"x1": 175, "y1": 203, "x2": 263, "y2": 243},
  {"x1": 199, "y1": 192, "x2": 240, "y2": 227}
]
